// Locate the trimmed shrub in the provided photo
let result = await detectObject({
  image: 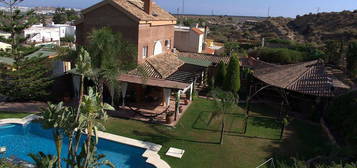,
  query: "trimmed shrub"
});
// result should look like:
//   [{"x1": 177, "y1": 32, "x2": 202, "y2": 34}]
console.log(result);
[
  {"x1": 325, "y1": 91, "x2": 357, "y2": 155},
  {"x1": 250, "y1": 48, "x2": 306, "y2": 64},
  {"x1": 223, "y1": 53, "x2": 241, "y2": 93},
  {"x1": 214, "y1": 61, "x2": 226, "y2": 88},
  {"x1": 347, "y1": 41, "x2": 357, "y2": 79}
]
